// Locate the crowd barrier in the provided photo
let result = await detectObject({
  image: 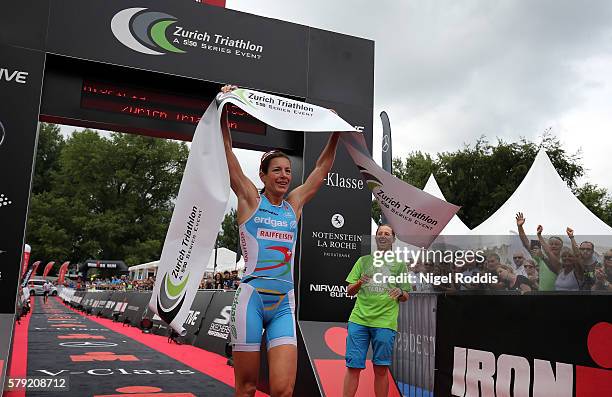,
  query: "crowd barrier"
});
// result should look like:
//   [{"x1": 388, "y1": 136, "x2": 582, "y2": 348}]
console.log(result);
[
  {"x1": 58, "y1": 288, "x2": 611, "y2": 396},
  {"x1": 390, "y1": 291, "x2": 611, "y2": 397},
  {"x1": 392, "y1": 293, "x2": 436, "y2": 397}
]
